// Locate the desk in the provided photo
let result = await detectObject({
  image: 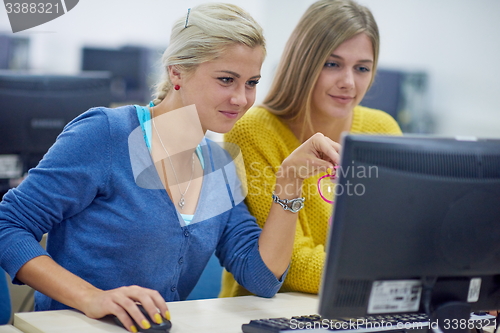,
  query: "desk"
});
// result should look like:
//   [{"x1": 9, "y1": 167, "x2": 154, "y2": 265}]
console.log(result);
[
  {"x1": 14, "y1": 292, "x2": 318, "y2": 333},
  {"x1": 0, "y1": 326, "x2": 23, "y2": 333}
]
